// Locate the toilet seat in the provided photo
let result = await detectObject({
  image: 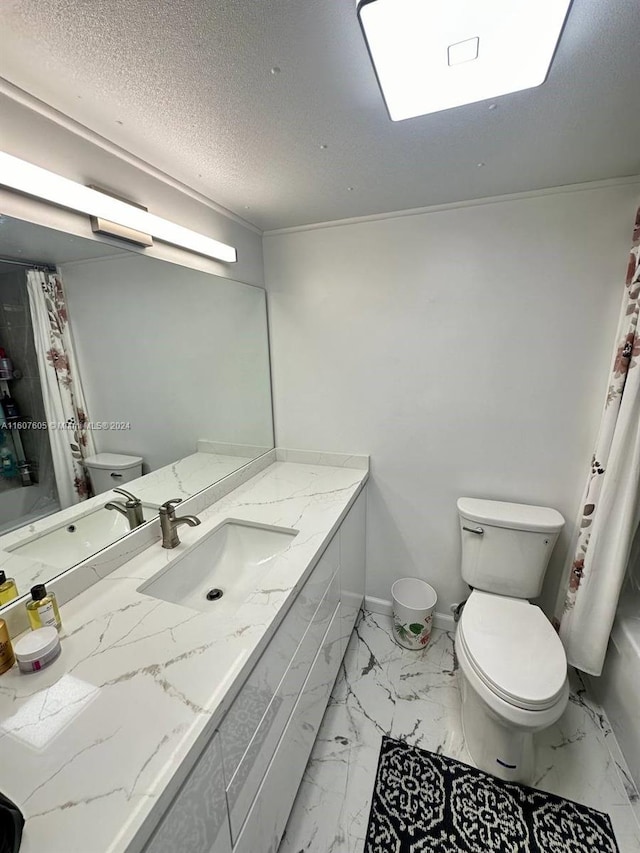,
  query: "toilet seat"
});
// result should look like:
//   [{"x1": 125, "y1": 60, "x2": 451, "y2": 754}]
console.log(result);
[{"x1": 457, "y1": 591, "x2": 567, "y2": 712}]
